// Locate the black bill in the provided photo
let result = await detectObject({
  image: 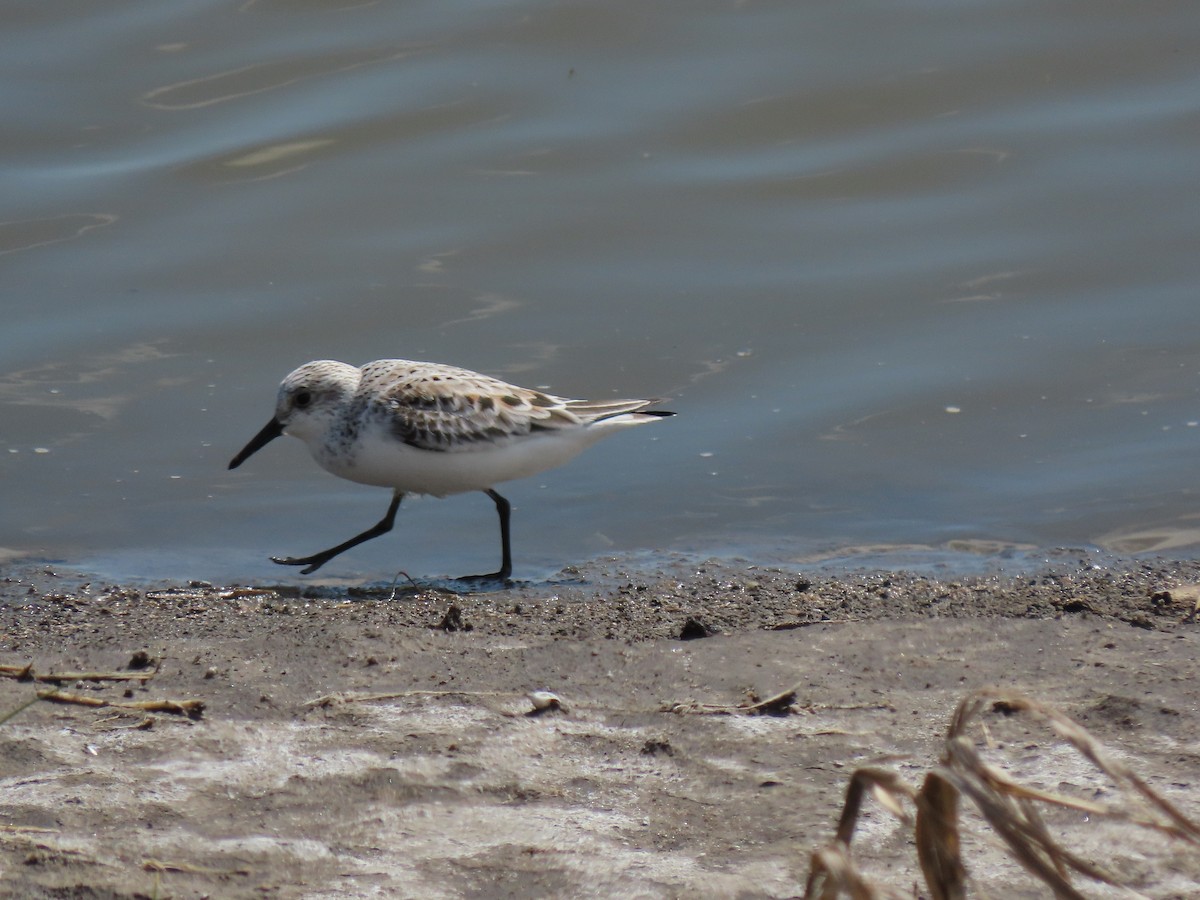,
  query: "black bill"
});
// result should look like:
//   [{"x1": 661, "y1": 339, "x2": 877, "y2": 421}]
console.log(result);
[{"x1": 229, "y1": 418, "x2": 284, "y2": 469}]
